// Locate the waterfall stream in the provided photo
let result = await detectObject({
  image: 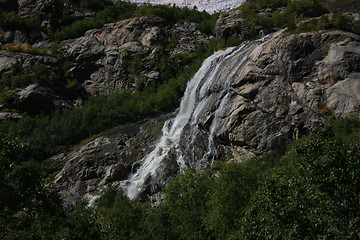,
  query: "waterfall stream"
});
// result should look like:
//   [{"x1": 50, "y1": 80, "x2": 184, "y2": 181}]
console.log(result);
[{"x1": 122, "y1": 38, "x2": 267, "y2": 200}]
